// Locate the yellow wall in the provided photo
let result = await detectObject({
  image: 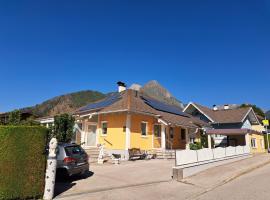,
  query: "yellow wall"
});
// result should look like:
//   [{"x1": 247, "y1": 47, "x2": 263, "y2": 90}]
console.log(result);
[
  {"x1": 252, "y1": 125, "x2": 265, "y2": 132},
  {"x1": 96, "y1": 112, "x2": 189, "y2": 151},
  {"x1": 249, "y1": 133, "x2": 266, "y2": 153},
  {"x1": 97, "y1": 113, "x2": 158, "y2": 150},
  {"x1": 130, "y1": 114, "x2": 156, "y2": 150},
  {"x1": 98, "y1": 113, "x2": 126, "y2": 150}
]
